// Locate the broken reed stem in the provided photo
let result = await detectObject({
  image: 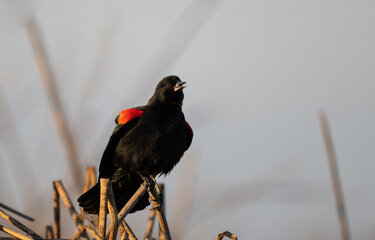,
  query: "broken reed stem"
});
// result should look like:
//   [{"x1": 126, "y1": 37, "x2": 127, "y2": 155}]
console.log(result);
[
  {"x1": 0, "y1": 209, "x2": 42, "y2": 239},
  {"x1": 99, "y1": 179, "x2": 109, "y2": 239},
  {"x1": 45, "y1": 225, "x2": 53, "y2": 239},
  {"x1": 216, "y1": 231, "x2": 238, "y2": 240},
  {"x1": 107, "y1": 182, "x2": 118, "y2": 240},
  {"x1": 53, "y1": 180, "x2": 89, "y2": 239},
  {"x1": 0, "y1": 224, "x2": 33, "y2": 240},
  {"x1": 98, "y1": 178, "x2": 109, "y2": 239},
  {"x1": 318, "y1": 112, "x2": 351, "y2": 240},
  {"x1": 148, "y1": 184, "x2": 171, "y2": 240},
  {"x1": 0, "y1": 203, "x2": 34, "y2": 222},
  {"x1": 52, "y1": 183, "x2": 60, "y2": 239},
  {"x1": 144, "y1": 209, "x2": 156, "y2": 240},
  {"x1": 106, "y1": 180, "x2": 149, "y2": 237},
  {"x1": 53, "y1": 181, "x2": 79, "y2": 224}
]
